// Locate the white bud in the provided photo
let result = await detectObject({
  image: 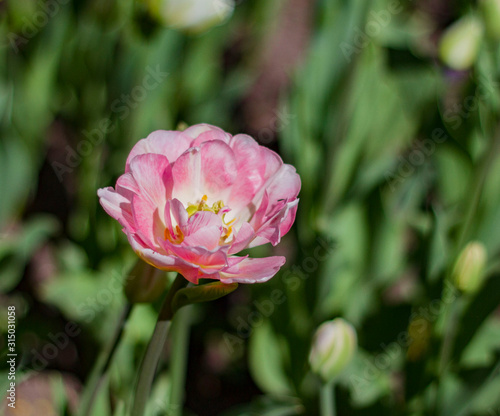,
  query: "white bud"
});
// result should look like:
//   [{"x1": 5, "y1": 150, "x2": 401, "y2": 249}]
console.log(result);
[
  {"x1": 439, "y1": 15, "x2": 484, "y2": 71},
  {"x1": 453, "y1": 241, "x2": 487, "y2": 294},
  {"x1": 309, "y1": 318, "x2": 357, "y2": 383},
  {"x1": 151, "y1": 0, "x2": 235, "y2": 33}
]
